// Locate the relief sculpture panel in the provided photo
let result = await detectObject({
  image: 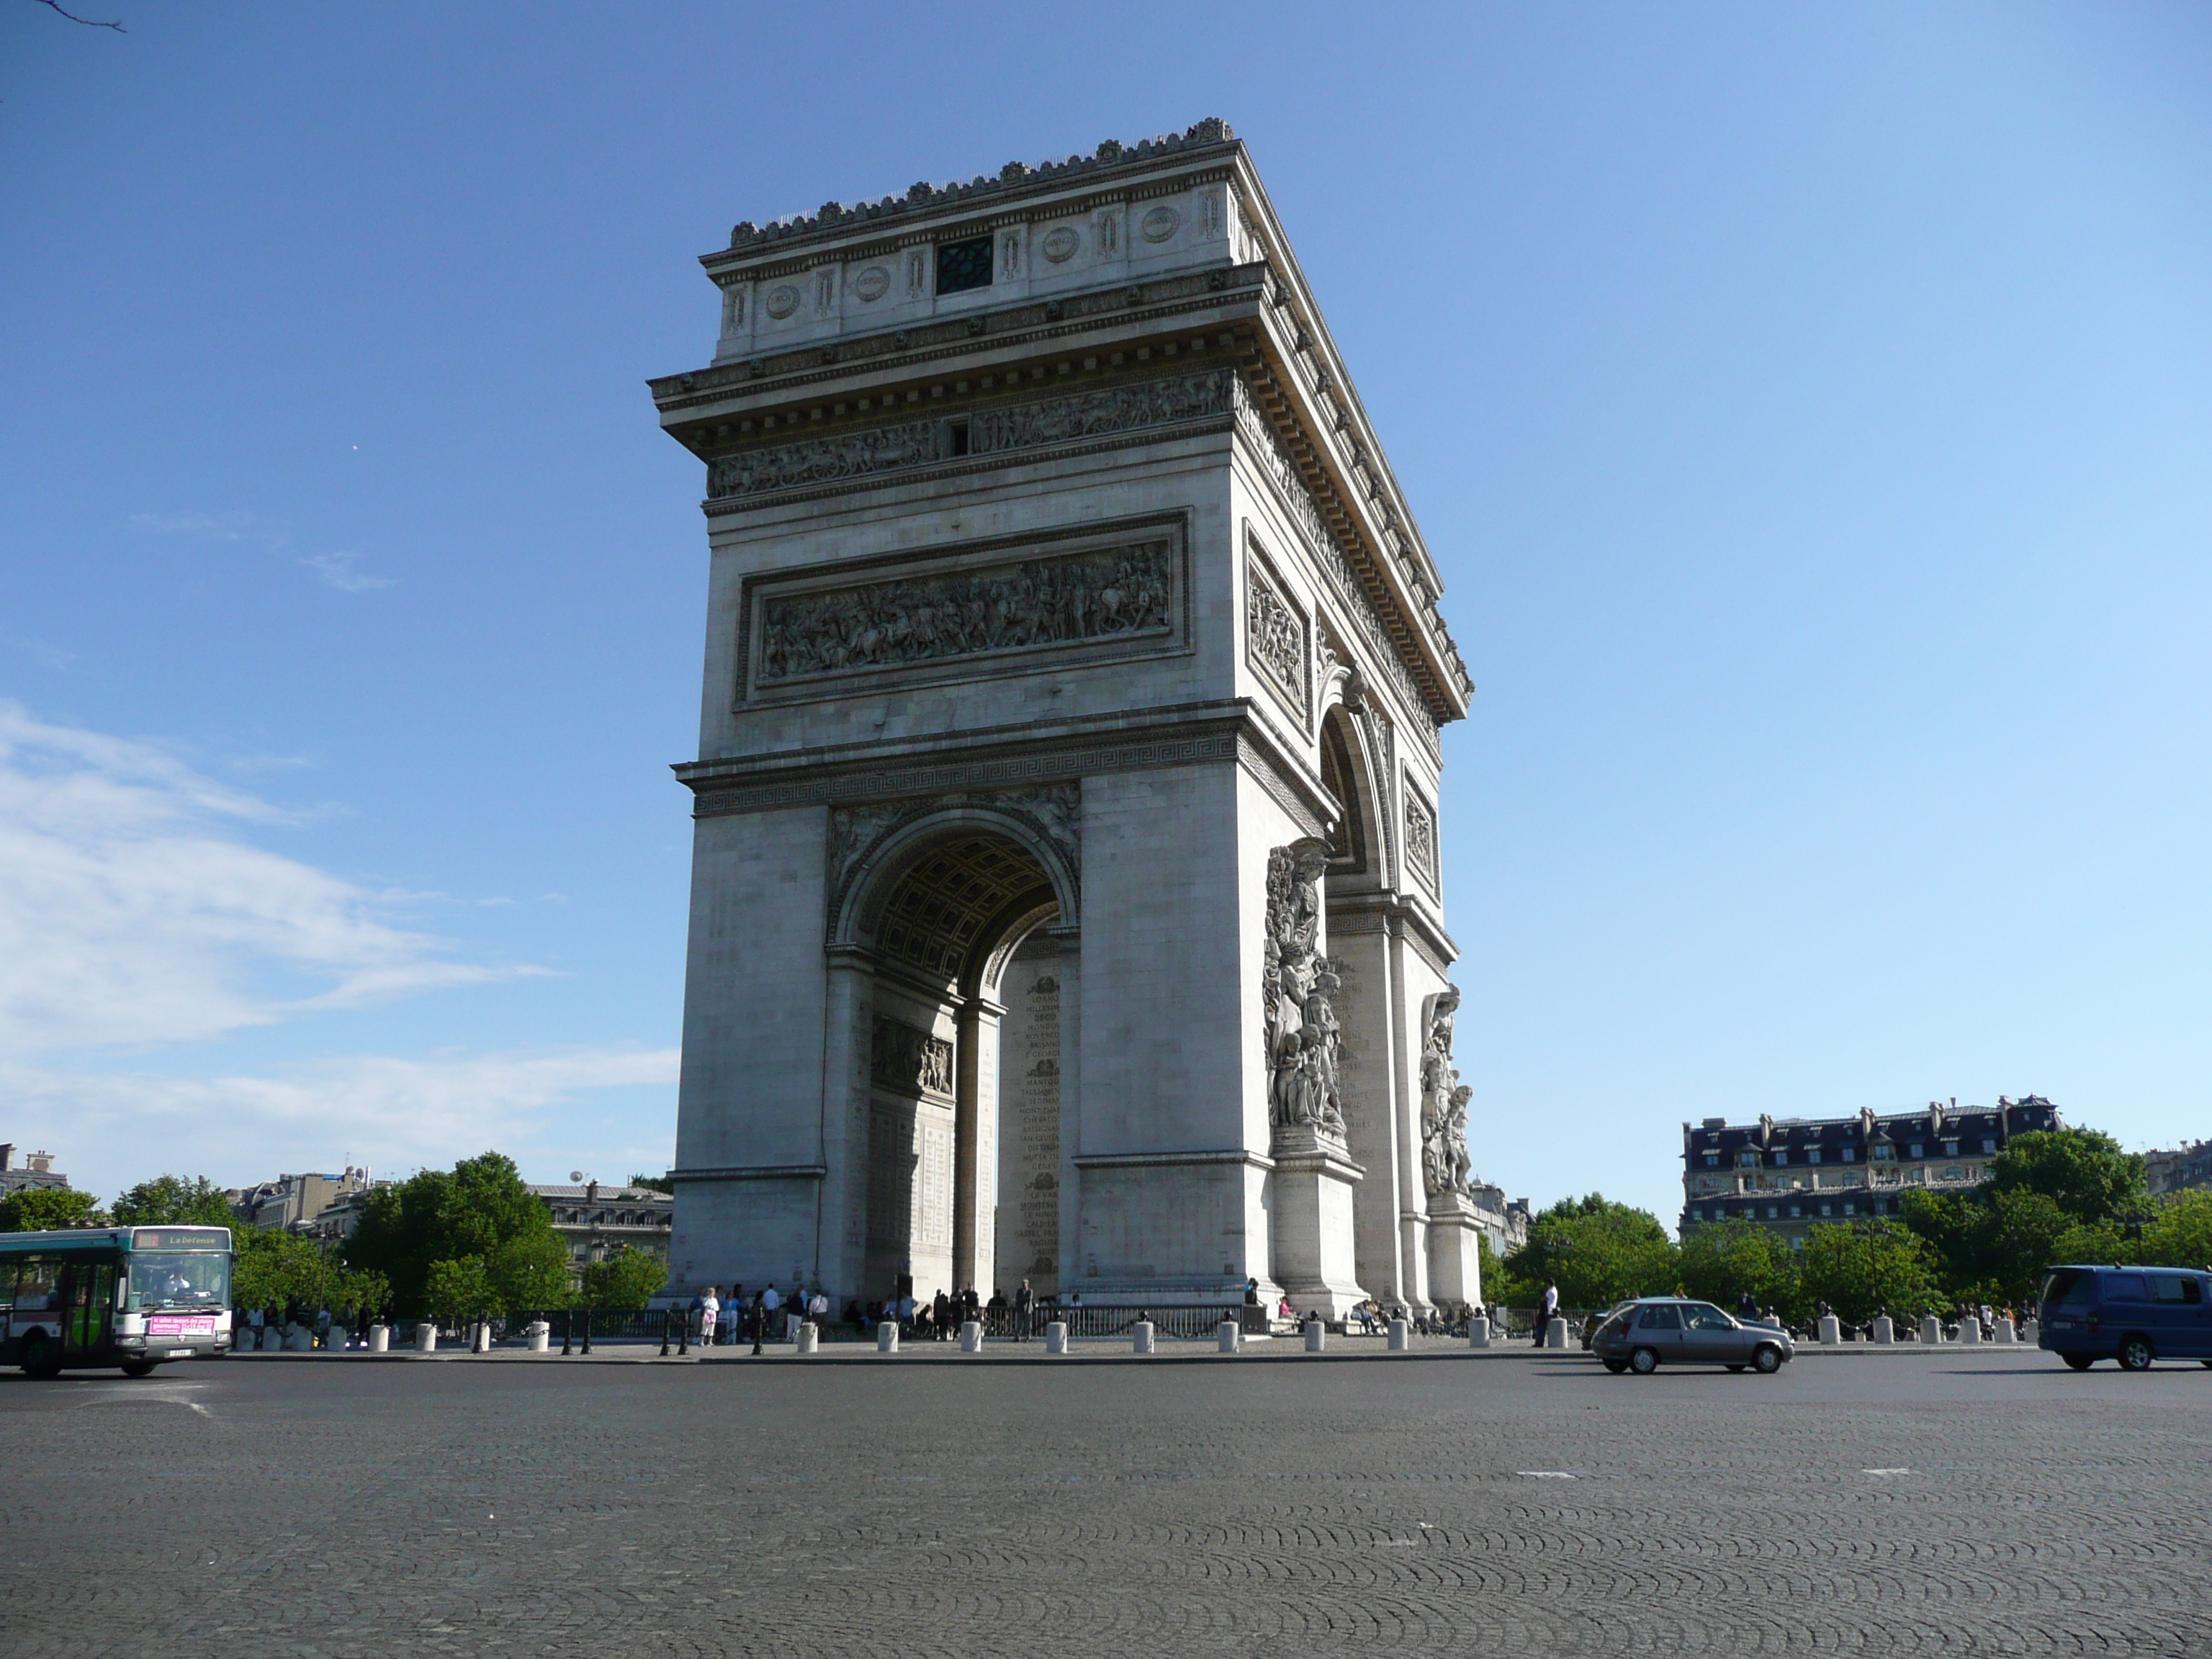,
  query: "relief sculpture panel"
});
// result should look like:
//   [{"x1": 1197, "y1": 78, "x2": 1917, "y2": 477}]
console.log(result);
[{"x1": 756, "y1": 537, "x2": 1176, "y2": 688}]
